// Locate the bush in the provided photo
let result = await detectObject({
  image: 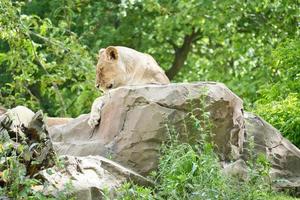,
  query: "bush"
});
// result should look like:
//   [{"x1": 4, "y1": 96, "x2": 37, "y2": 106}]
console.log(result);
[
  {"x1": 0, "y1": 0, "x2": 97, "y2": 117},
  {"x1": 0, "y1": 109, "x2": 73, "y2": 199},
  {"x1": 115, "y1": 140, "x2": 276, "y2": 200},
  {"x1": 255, "y1": 94, "x2": 300, "y2": 146},
  {"x1": 254, "y1": 39, "x2": 300, "y2": 147},
  {"x1": 114, "y1": 103, "x2": 276, "y2": 200}
]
